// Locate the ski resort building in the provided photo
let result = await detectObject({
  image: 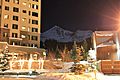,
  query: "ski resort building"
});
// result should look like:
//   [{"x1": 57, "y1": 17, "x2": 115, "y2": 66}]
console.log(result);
[
  {"x1": 41, "y1": 26, "x2": 120, "y2": 60},
  {"x1": 93, "y1": 31, "x2": 120, "y2": 60},
  {"x1": 0, "y1": 0, "x2": 44, "y2": 70},
  {"x1": 0, "y1": 0, "x2": 41, "y2": 48}
]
